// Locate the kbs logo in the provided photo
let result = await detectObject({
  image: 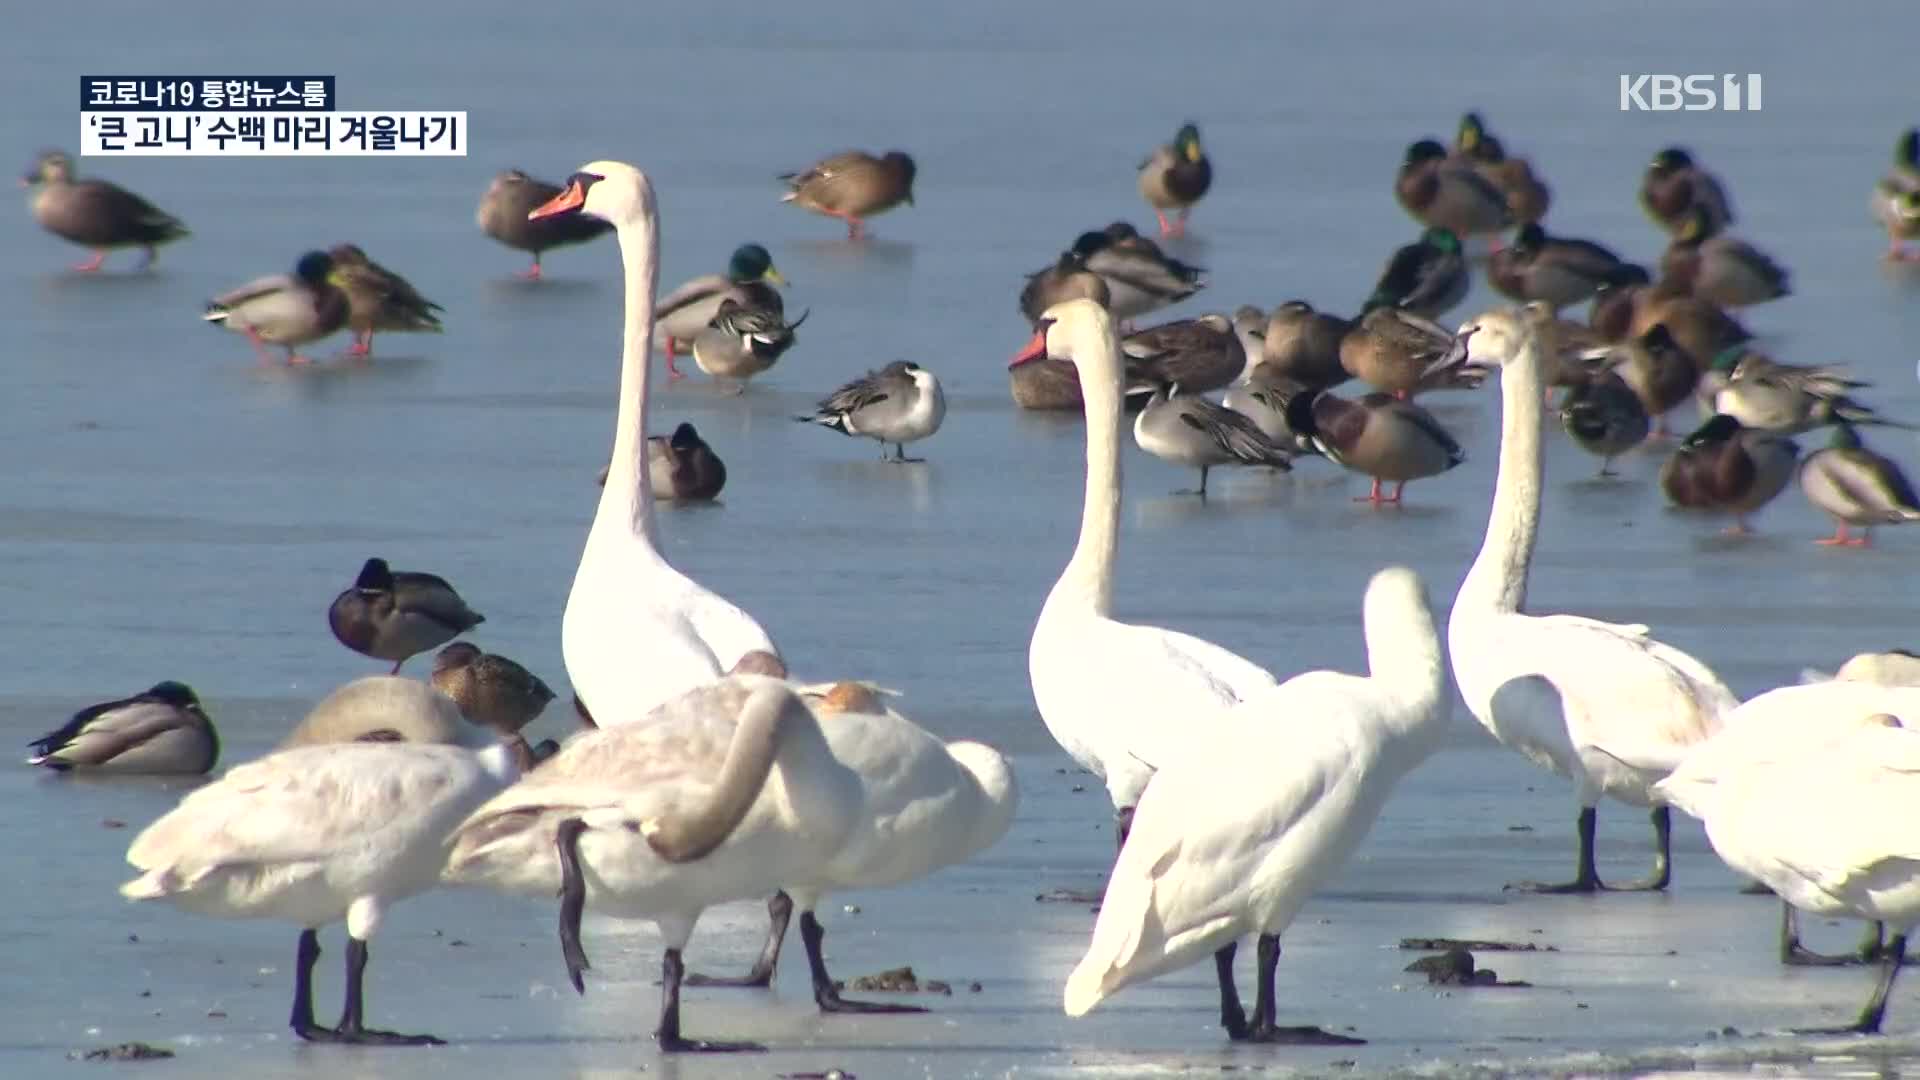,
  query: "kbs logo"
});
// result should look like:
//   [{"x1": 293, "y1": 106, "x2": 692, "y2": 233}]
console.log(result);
[{"x1": 1619, "y1": 74, "x2": 1762, "y2": 112}]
